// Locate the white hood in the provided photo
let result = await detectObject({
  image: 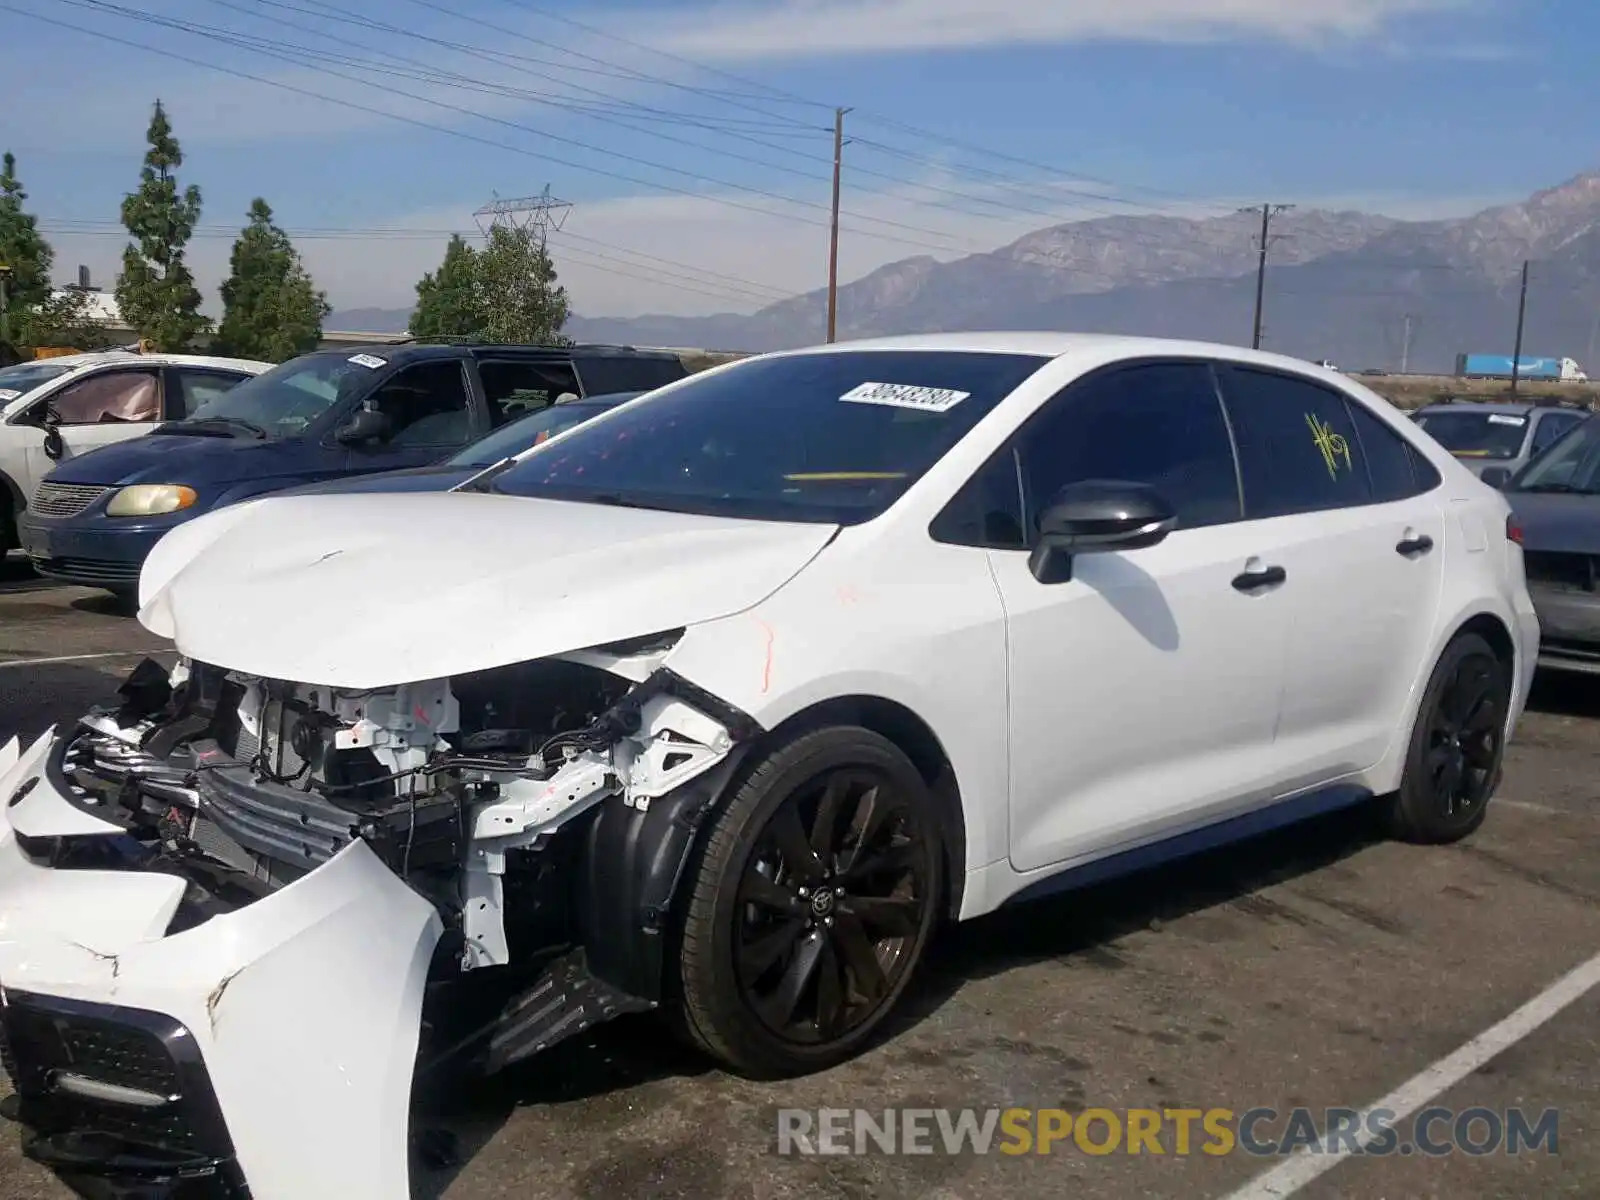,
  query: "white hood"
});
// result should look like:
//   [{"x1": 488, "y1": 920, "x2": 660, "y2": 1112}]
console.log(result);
[{"x1": 138, "y1": 491, "x2": 837, "y2": 688}]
